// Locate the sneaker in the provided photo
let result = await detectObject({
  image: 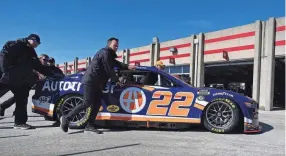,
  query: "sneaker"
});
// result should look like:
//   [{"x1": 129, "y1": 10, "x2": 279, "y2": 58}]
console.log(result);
[
  {"x1": 52, "y1": 121, "x2": 60, "y2": 127},
  {"x1": 84, "y1": 126, "x2": 103, "y2": 134},
  {"x1": 60, "y1": 116, "x2": 70, "y2": 132},
  {"x1": 14, "y1": 123, "x2": 33, "y2": 130},
  {"x1": 0, "y1": 106, "x2": 5, "y2": 116}
]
